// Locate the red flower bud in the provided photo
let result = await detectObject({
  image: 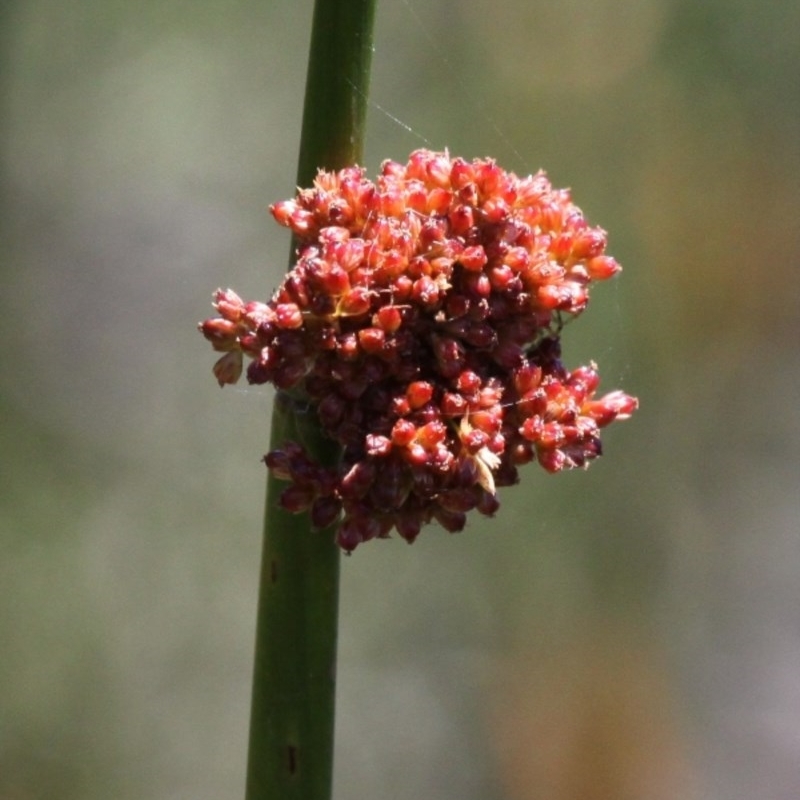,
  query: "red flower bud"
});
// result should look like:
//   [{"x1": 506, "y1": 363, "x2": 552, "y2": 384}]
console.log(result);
[
  {"x1": 358, "y1": 327, "x2": 386, "y2": 354},
  {"x1": 213, "y1": 288, "x2": 245, "y2": 321},
  {"x1": 459, "y1": 246, "x2": 488, "y2": 272},
  {"x1": 406, "y1": 381, "x2": 434, "y2": 409},
  {"x1": 391, "y1": 419, "x2": 417, "y2": 447},
  {"x1": 583, "y1": 390, "x2": 639, "y2": 426},
  {"x1": 411, "y1": 275, "x2": 440, "y2": 307},
  {"x1": 339, "y1": 287, "x2": 372, "y2": 316},
  {"x1": 586, "y1": 255, "x2": 622, "y2": 280},
  {"x1": 441, "y1": 392, "x2": 467, "y2": 417},
  {"x1": 373, "y1": 305, "x2": 403, "y2": 333},
  {"x1": 449, "y1": 204, "x2": 475, "y2": 236},
  {"x1": 455, "y1": 370, "x2": 481, "y2": 394},
  {"x1": 450, "y1": 158, "x2": 476, "y2": 190},
  {"x1": 571, "y1": 227, "x2": 607, "y2": 260},
  {"x1": 274, "y1": 303, "x2": 303, "y2": 329},
  {"x1": 415, "y1": 420, "x2": 446, "y2": 449},
  {"x1": 200, "y1": 318, "x2": 239, "y2": 351}
]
